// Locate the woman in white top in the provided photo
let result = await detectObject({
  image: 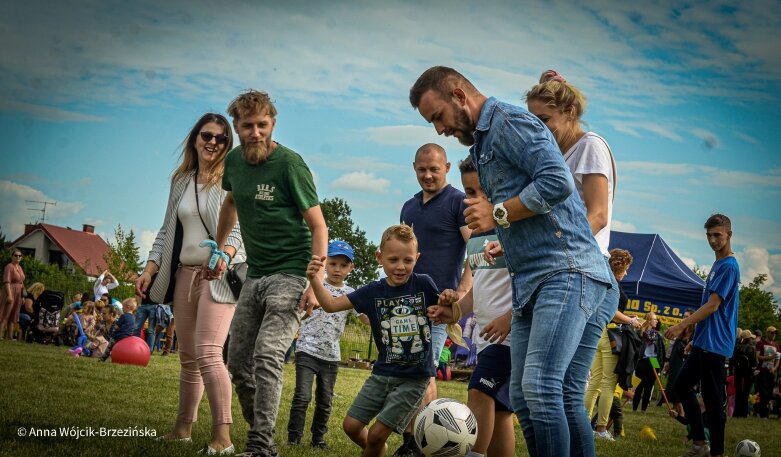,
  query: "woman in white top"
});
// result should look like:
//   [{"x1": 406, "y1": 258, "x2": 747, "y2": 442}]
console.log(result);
[
  {"x1": 527, "y1": 70, "x2": 638, "y2": 443},
  {"x1": 136, "y1": 113, "x2": 244, "y2": 455}
]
